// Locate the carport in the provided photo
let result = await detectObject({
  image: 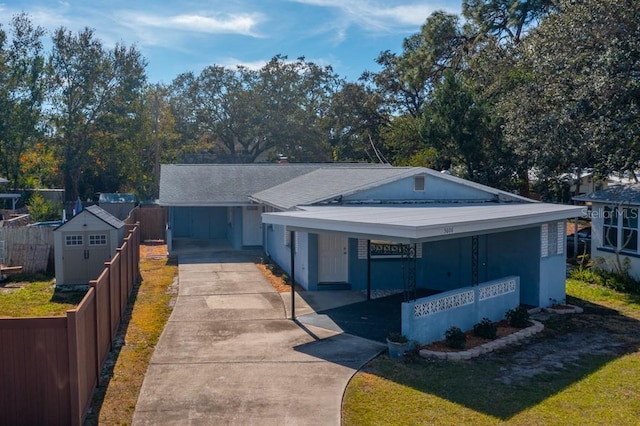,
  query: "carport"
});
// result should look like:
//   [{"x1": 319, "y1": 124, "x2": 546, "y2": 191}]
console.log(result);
[{"x1": 262, "y1": 203, "x2": 583, "y2": 343}]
